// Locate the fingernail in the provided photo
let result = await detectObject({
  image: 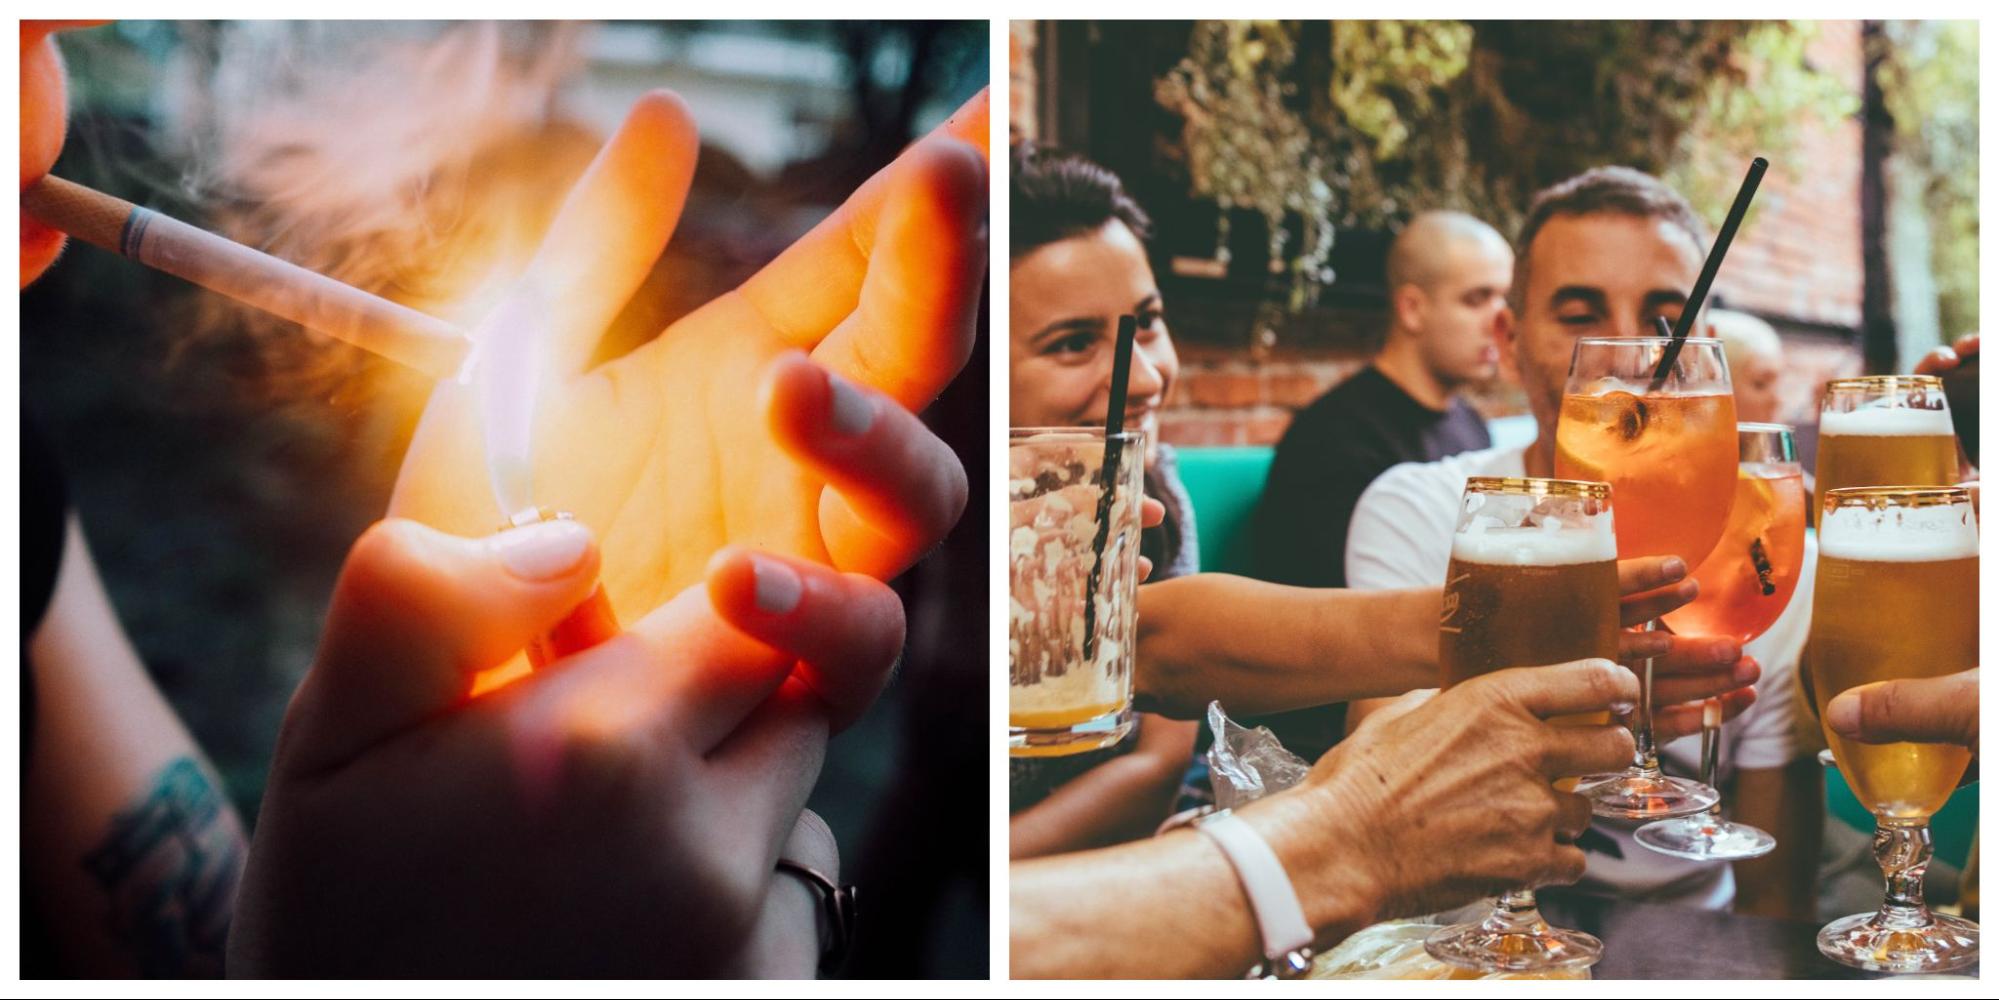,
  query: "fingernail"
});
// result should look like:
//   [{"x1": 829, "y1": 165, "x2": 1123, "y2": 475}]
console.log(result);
[
  {"x1": 1661, "y1": 557, "x2": 1687, "y2": 581},
  {"x1": 1825, "y1": 695, "x2": 1860, "y2": 738},
  {"x1": 495, "y1": 520, "x2": 592, "y2": 581},
  {"x1": 827, "y1": 371, "x2": 875, "y2": 437},
  {"x1": 751, "y1": 554, "x2": 803, "y2": 614}
]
